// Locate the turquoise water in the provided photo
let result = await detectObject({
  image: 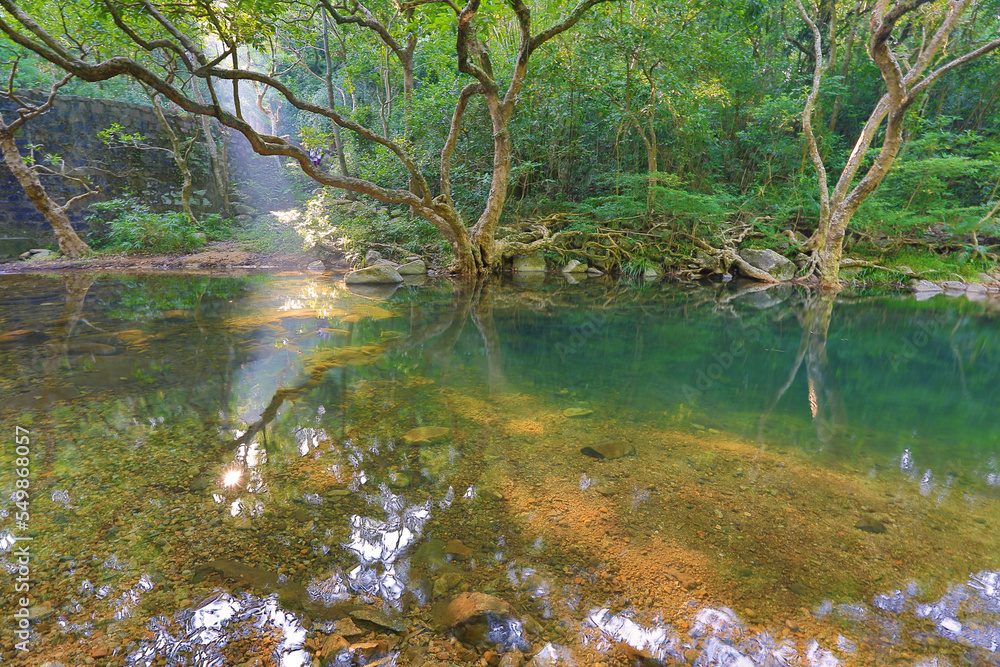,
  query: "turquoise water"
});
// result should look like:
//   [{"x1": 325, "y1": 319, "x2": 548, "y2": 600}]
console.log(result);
[{"x1": 0, "y1": 272, "x2": 998, "y2": 666}]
